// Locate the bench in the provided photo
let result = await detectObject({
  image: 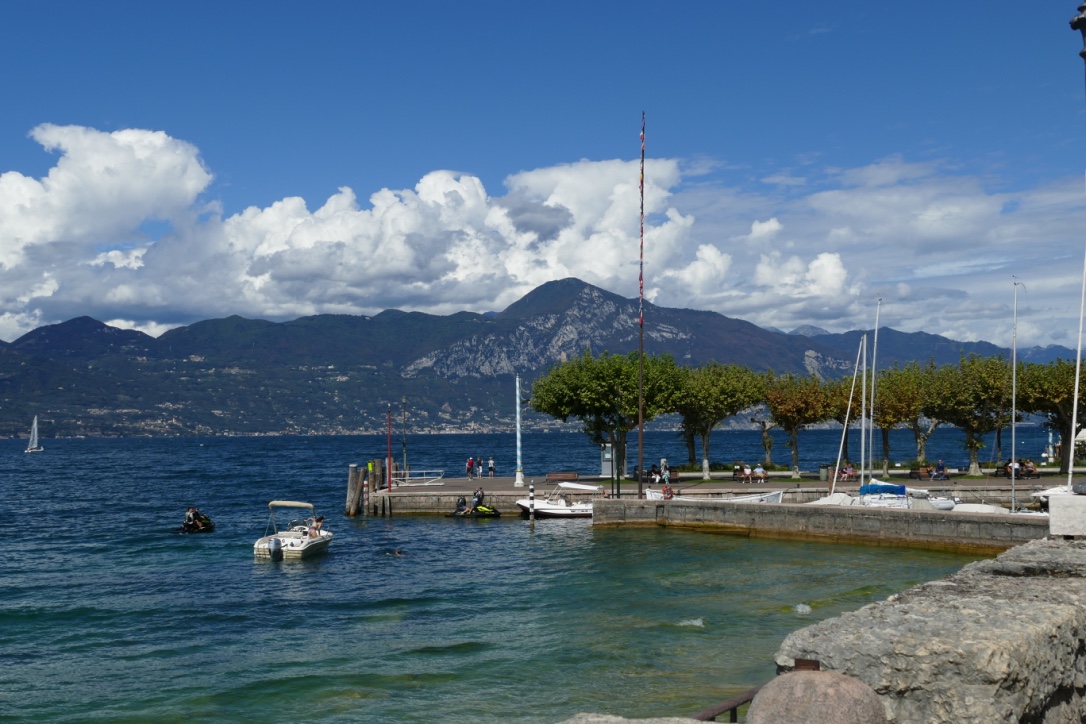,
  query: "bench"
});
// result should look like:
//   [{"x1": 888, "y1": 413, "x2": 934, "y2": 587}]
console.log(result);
[
  {"x1": 910, "y1": 465, "x2": 954, "y2": 480},
  {"x1": 546, "y1": 471, "x2": 579, "y2": 482}
]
